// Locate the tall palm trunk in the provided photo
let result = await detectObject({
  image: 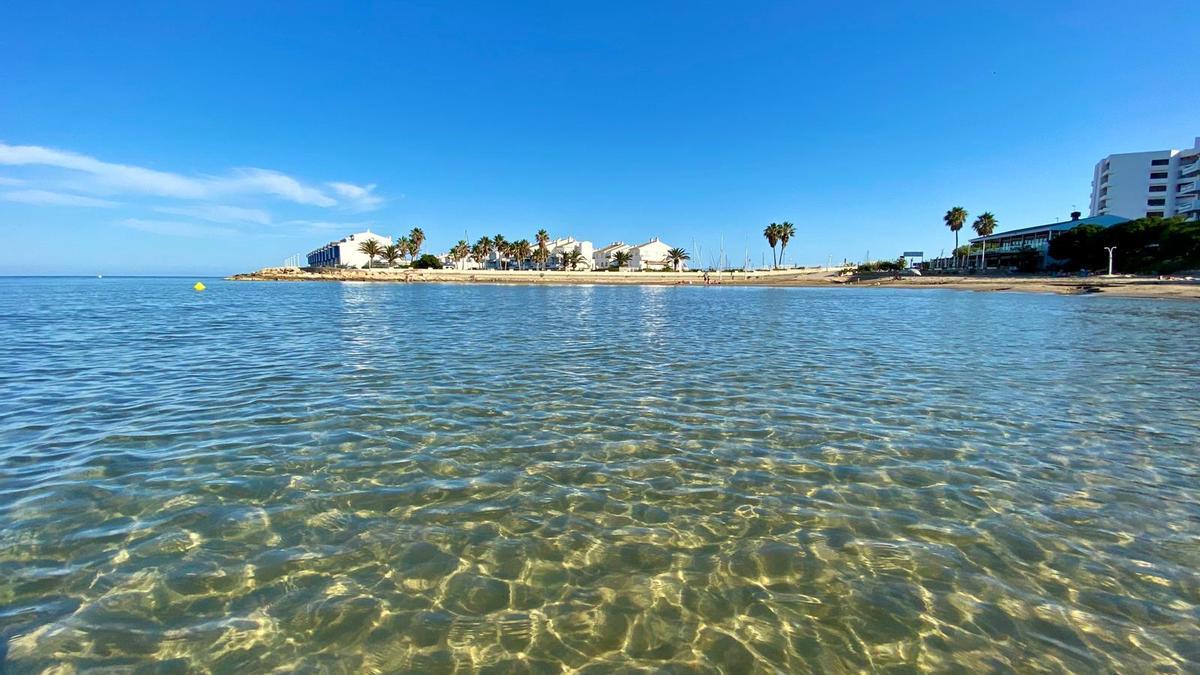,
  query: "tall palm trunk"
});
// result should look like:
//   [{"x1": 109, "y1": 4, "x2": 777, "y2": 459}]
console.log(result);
[
  {"x1": 954, "y1": 230, "x2": 959, "y2": 269},
  {"x1": 980, "y1": 241, "x2": 987, "y2": 271}
]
